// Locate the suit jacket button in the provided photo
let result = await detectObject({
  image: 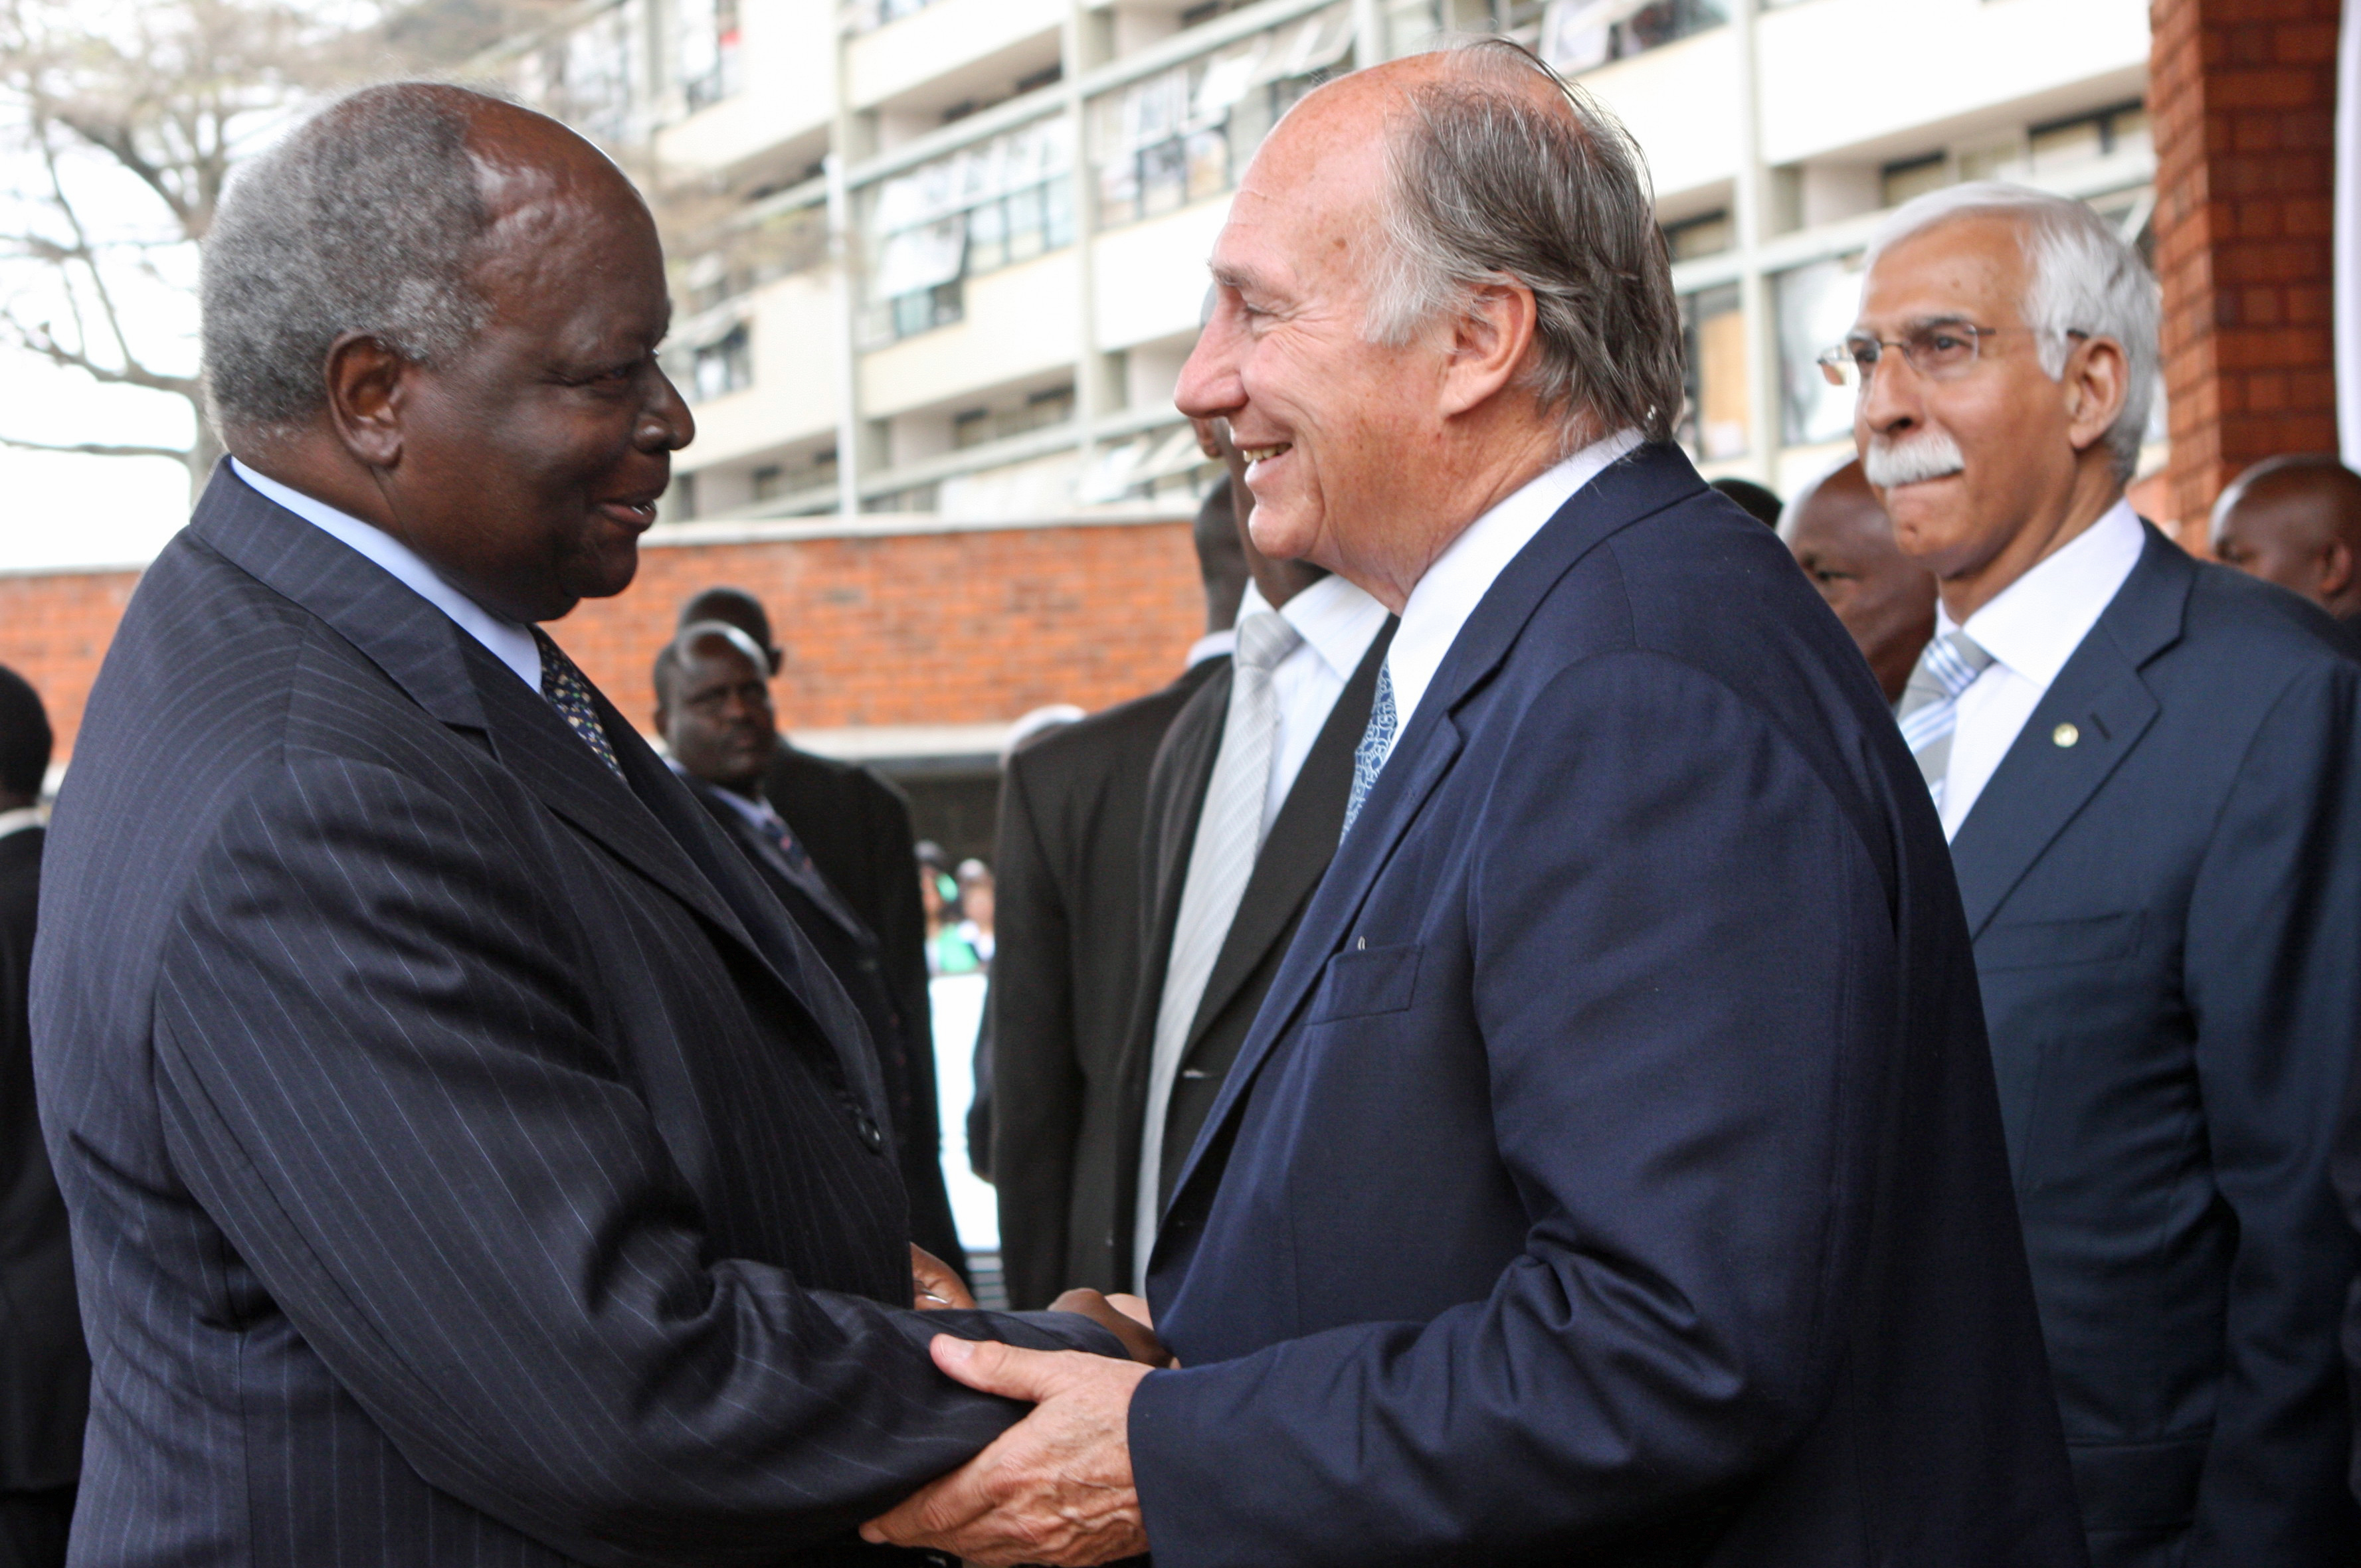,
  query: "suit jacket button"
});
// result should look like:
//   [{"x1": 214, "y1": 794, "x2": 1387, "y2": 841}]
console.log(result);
[{"x1": 855, "y1": 1114, "x2": 885, "y2": 1153}]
